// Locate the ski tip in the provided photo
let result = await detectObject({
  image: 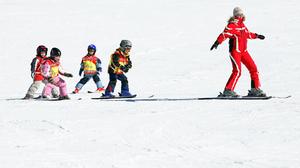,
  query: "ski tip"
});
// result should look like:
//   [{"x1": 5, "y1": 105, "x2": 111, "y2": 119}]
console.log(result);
[
  {"x1": 148, "y1": 95, "x2": 155, "y2": 98},
  {"x1": 270, "y1": 95, "x2": 292, "y2": 99}
]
